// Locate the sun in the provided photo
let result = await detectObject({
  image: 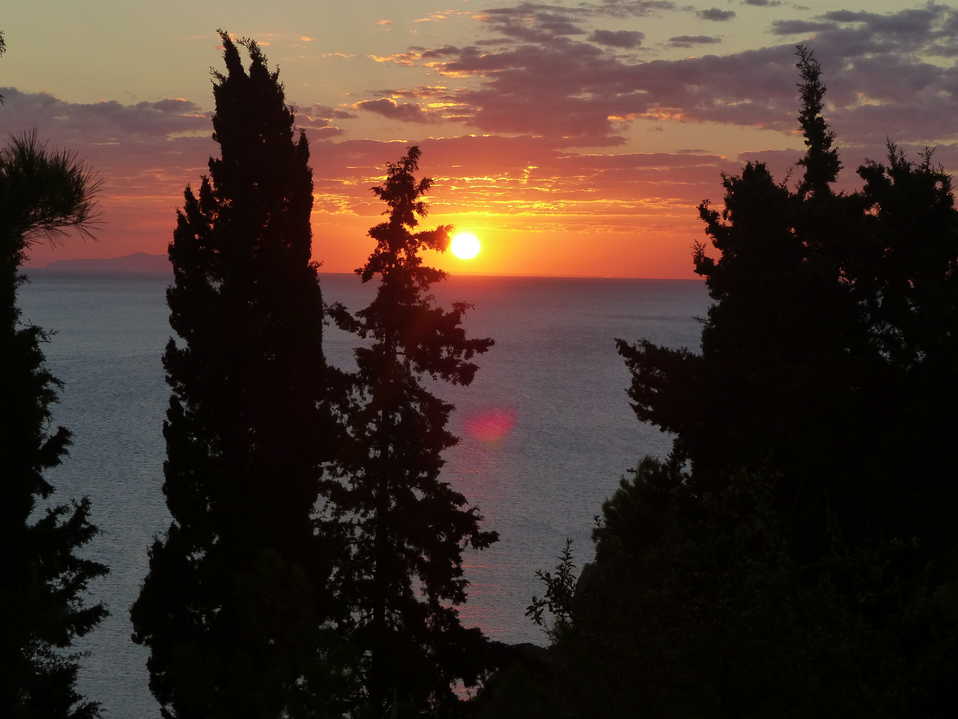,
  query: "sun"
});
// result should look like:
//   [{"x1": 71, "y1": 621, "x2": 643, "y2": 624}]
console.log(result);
[{"x1": 450, "y1": 232, "x2": 481, "y2": 260}]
